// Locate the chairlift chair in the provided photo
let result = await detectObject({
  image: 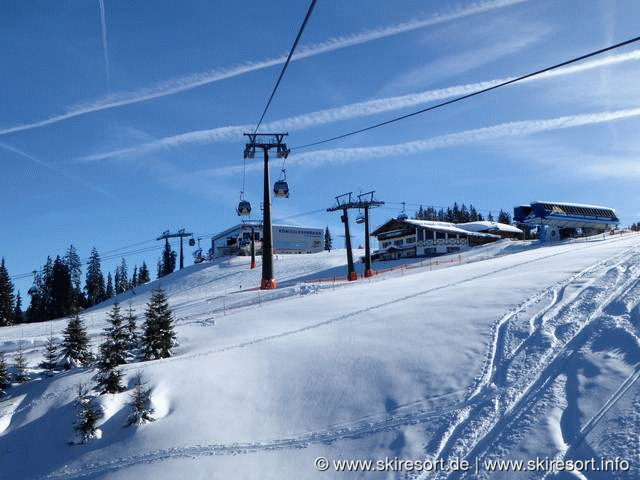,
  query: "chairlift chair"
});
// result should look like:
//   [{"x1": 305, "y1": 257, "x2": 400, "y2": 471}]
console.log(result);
[{"x1": 356, "y1": 212, "x2": 365, "y2": 224}]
